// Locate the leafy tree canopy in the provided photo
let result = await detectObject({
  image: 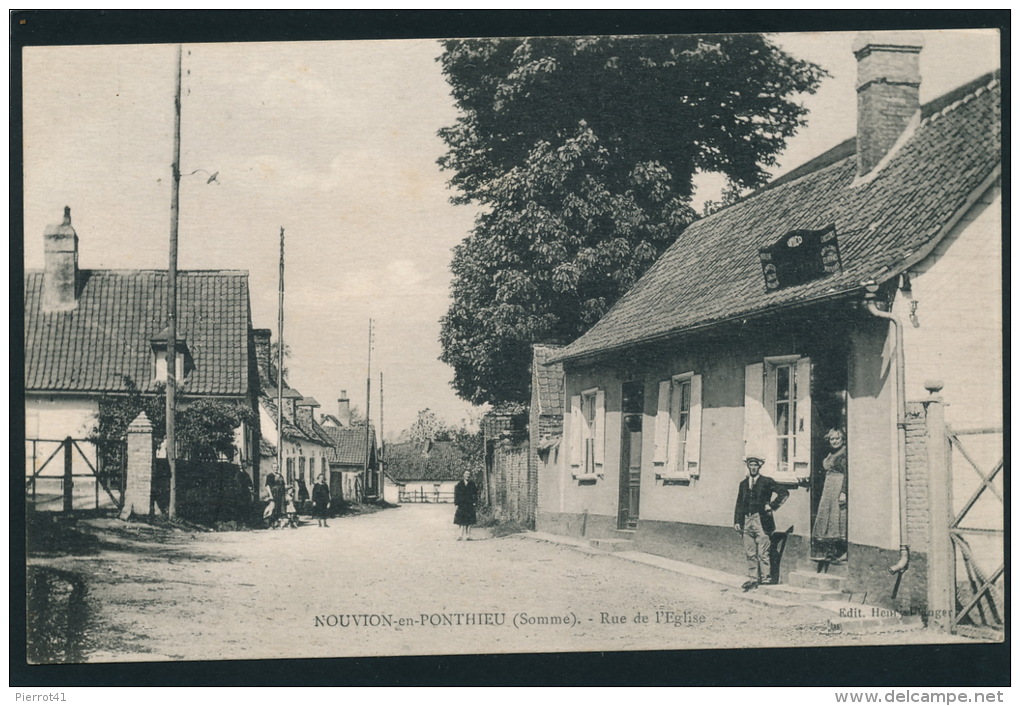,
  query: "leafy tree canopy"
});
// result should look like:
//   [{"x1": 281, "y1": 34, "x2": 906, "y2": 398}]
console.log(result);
[
  {"x1": 437, "y1": 34, "x2": 826, "y2": 405},
  {"x1": 406, "y1": 408, "x2": 447, "y2": 443}
]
